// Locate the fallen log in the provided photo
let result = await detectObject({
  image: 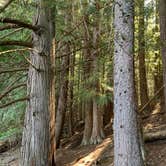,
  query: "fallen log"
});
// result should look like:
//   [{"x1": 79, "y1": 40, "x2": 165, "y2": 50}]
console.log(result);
[
  {"x1": 71, "y1": 138, "x2": 112, "y2": 166},
  {"x1": 144, "y1": 129, "x2": 166, "y2": 142}
]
